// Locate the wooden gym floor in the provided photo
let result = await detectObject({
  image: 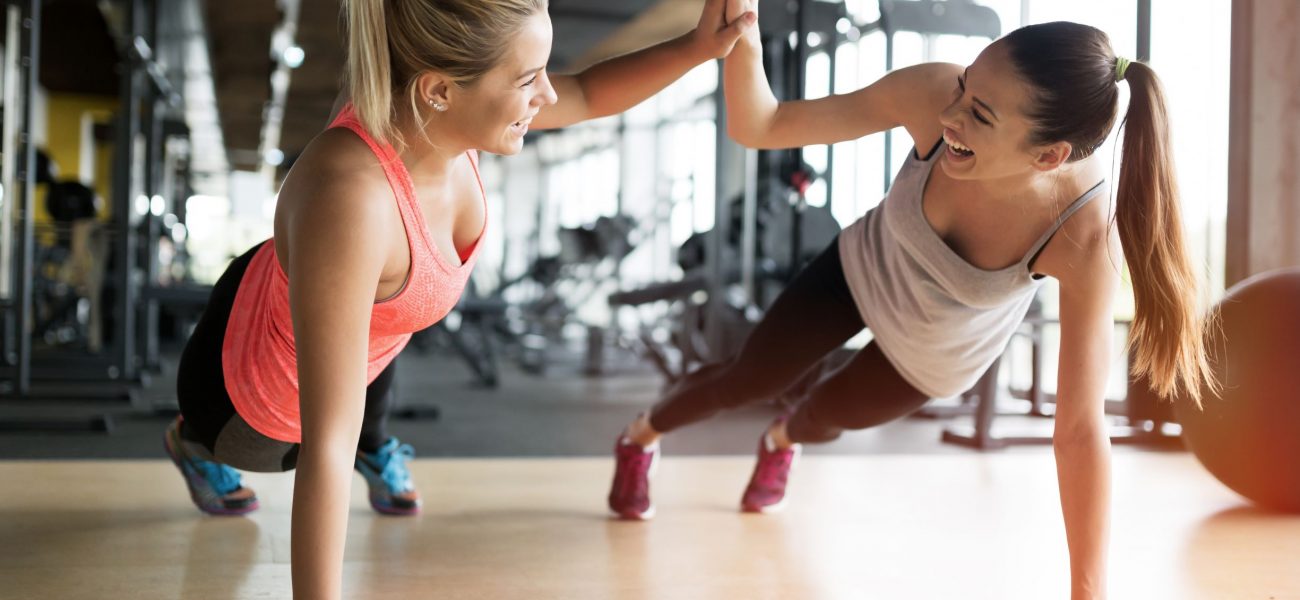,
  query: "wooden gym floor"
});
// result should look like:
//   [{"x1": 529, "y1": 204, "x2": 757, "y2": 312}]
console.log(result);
[{"x1": 1, "y1": 453, "x2": 1297, "y2": 599}]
